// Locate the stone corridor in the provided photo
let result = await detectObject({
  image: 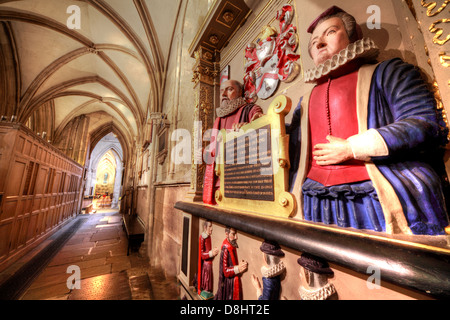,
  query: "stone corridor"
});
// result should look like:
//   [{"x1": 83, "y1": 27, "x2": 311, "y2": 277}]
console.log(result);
[{"x1": 0, "y1": 210, "x2": 179, "y2": 300}]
